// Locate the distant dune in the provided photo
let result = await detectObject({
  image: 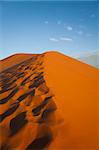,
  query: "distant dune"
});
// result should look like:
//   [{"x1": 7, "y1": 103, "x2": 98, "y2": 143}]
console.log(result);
[
  {"x1": 78, "y1": 53, "x2": 99, "y2": 68},
  {"x1": 0, "y1": 51, "x2": 98, "y2": 150}
]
